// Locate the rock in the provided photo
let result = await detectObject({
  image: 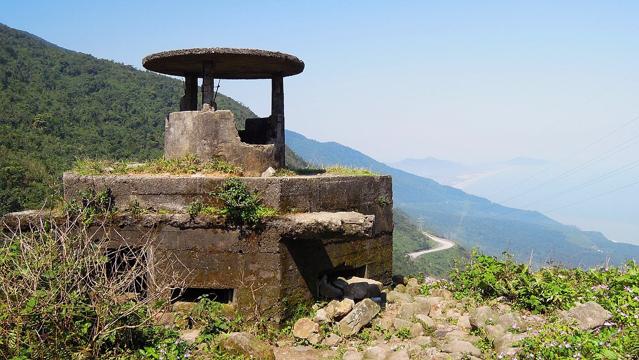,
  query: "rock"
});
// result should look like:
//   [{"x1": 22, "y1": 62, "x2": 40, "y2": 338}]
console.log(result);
[
  {"x1": 395, "y1": 284, "x2": 407, "y2": 293},
  {"x1": 457, "y1": 315, "x2": 471, "y2": 330},
  {"x1": 314, "y1": 308, "x2": 330, "y2": 323},
  {"x1": 261, "y1": 167, "x2": 276, "y2": 177},
  {"x1": 307, "y1": 332, "x2": 322, "y2": 345},
  {"x1": 414, "y1": 314, "x2": 435, "y2": 329},
  {"x1": 178, "y1": 329, "x2": 200, "y2": 344},
  {"x1": 220, "y1": 332, "x2": 275, "y2": 360},
  {"x1": 441, "y1": 339, "x2": 482, "y2": 357},
  {"x1": 497, "y1": 312, "x2": 524, "y2": 331},
  {"x1": 325, "y1": 298, "x2": 355, "y2": 320},
  {"x1": 387, "y1": 290, "x2": 413, "y2": 303},
  {"x1": 561, "y1": 301, "x2": 612, "y2": 330},
  {"x1": 363, "y1": 345, "x2": 390, "y2": 360},
  {"x1": 319, "y1": 275, "x2": 344, "y2": 299},
  {"x1": 398, "y1": 302, "x2": 420, "y2": 320},
  {"x1": 338, "y1": 298, "x2": 381, "y2": 336},
  {"x1": 393, "y1": 318, "x2": 413, "y2": 330},
  {"x1": 374, "y1": 315, "x2": 395, "y2": 331},
  {"x1": 412, "y1": 335, "x2": 432, "y2": 347},
  {"x1": 292, "y1": 317, "x2": 319, "y2": 340},
  {"x1": 393, "y1": 275, "x2": 407, "y2": 285},
  {"x1": 322, "y1": 333, "x2": 342, "y2": 347},
  {"x1": 406, "y1": 278, "x2": 419, "y2": 287},
  {"x1": 343, "y1": 350, "x2": 363, "y2": 360},
  {"x1": 470, "y1": 305, "x2": 497, "y2": 328},
  {"x1": 493, "y1": 332, "x2": 528, "y2": 355},
  {"x1": 342, "y1": 276, "x2": 384, "y2": 290},
  {"x1": 485, "y1": 324, "x2": 506, "y2": 341},
  {"x1": 387, "y1": 349, "x2": 410, "y2": 360},
  {"x1": 430, "y1": 288, "x2": 453, "y2": 300},
  {"x1": 409, "y1": 322, "x2": 424, "y2": 338},
  {"x1": 344, "y1": 282, "x2": 381, "y2": 301}
]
